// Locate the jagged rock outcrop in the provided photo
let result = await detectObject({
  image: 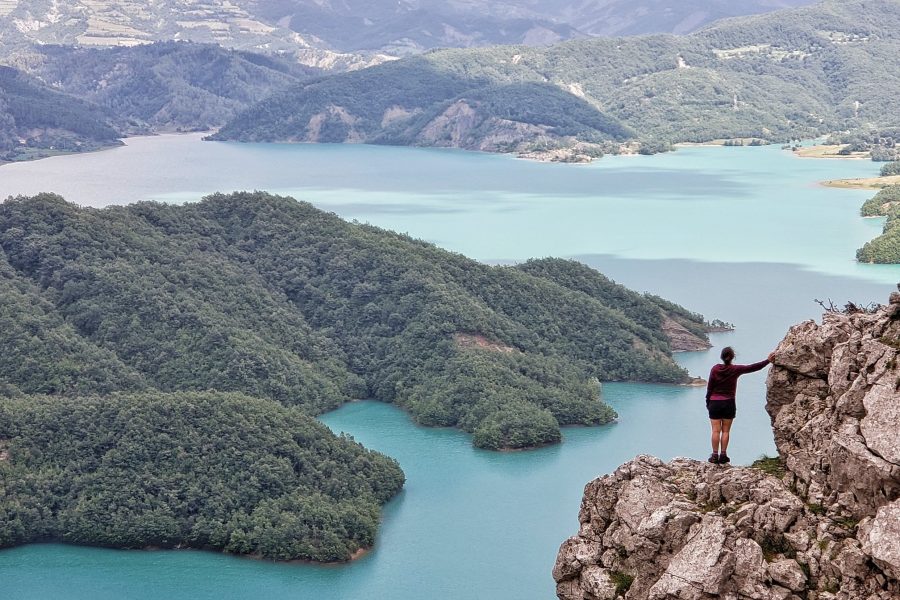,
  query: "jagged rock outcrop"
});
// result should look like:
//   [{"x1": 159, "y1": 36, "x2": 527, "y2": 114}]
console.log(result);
[
  {"x1": 662, "y1": 317, "x2": 714, "y2": 353},
  {"x1": 554, "y1": 288, "x2": 900, "y2": 600},
  {"x1": 767, "y1": 294, "x2": 900, "y2": 520}
]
